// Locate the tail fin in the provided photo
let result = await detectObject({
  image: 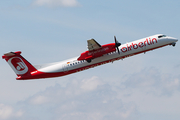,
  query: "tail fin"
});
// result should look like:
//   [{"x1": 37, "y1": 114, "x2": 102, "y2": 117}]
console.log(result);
[{"x1": 2, "y1": 51, "x2": 37, "y2": 80}]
